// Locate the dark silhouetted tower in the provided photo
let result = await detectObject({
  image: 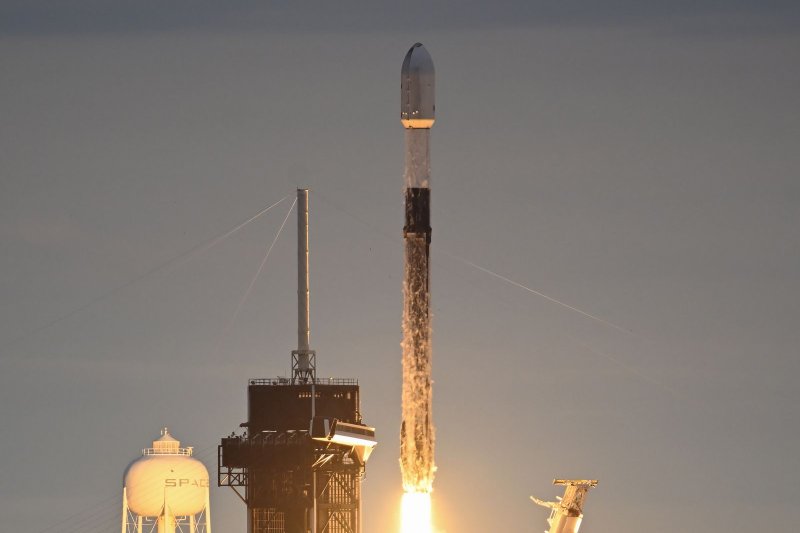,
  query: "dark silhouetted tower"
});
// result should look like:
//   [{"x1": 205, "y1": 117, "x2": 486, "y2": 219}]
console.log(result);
[{"x1": 219, "y1": 189, "x2": 376, "y2": 533}]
